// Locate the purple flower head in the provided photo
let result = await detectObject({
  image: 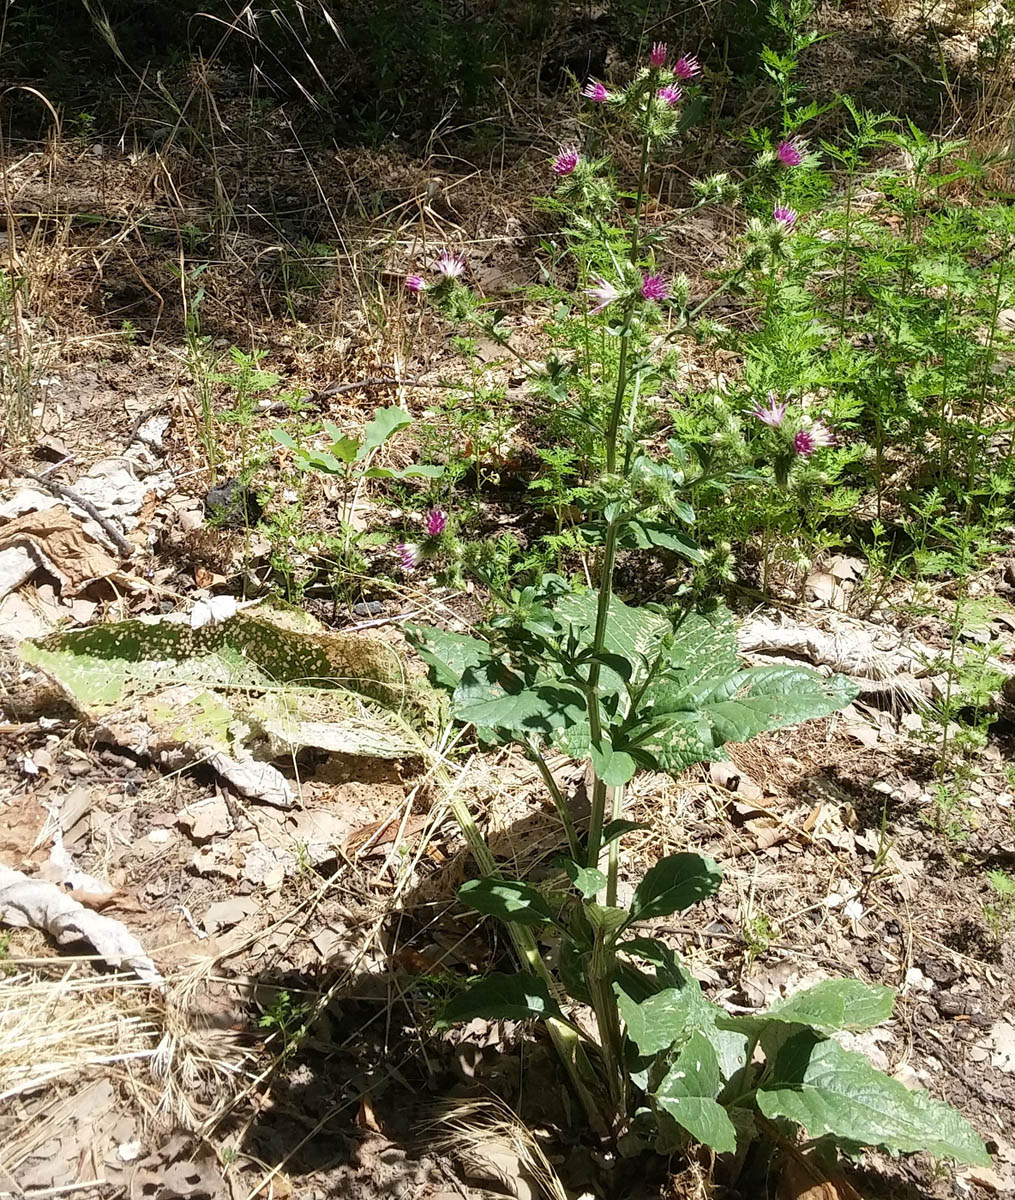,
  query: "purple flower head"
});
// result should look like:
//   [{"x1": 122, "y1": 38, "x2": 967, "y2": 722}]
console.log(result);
[
  {"x1": 424, "y1": 507, "x2": 448, "y2": 537},
  {"x1": 552, "y1": 144, "x2": 580, "y2": 176},
  {"x1": 396, "y1": 542, "x2": 419, "y2": 573},
  {"x1": 641, "y1": 272, "x2": 669, "y2": 302},
  {"x1": 582, "y1": 79, "x2": 610, "y2": 103},
  {"x1": 650, "y1": 41, "x2": 668, "y2": 67},
  {"x1": 794, "y1": 420, "x2": 836, "y2": 456},
  {"x1": 673, "y1": 54, "x2": 701, "y2": 81},
  {"x1": 657, "y1": 84, "x2": 682, "y2": 107},
  {"x1": 773, "y1": 203, "x2": 797, "y2": 230},
  {"x1": 434, "y1": 250, "x2": 466, "y2": 278},
  {"x1": 749, "y1": 391, "x2": 788, "y2": 428},
  {"x1": 405, "y1": 274, "x2": 426, "y2": 293},
  {"x1": 585, "y1": 276, "x2": 619, "y2": 314},
  {"x1": 776, "y1": 138, "x2": 804, "y2": 167}
]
